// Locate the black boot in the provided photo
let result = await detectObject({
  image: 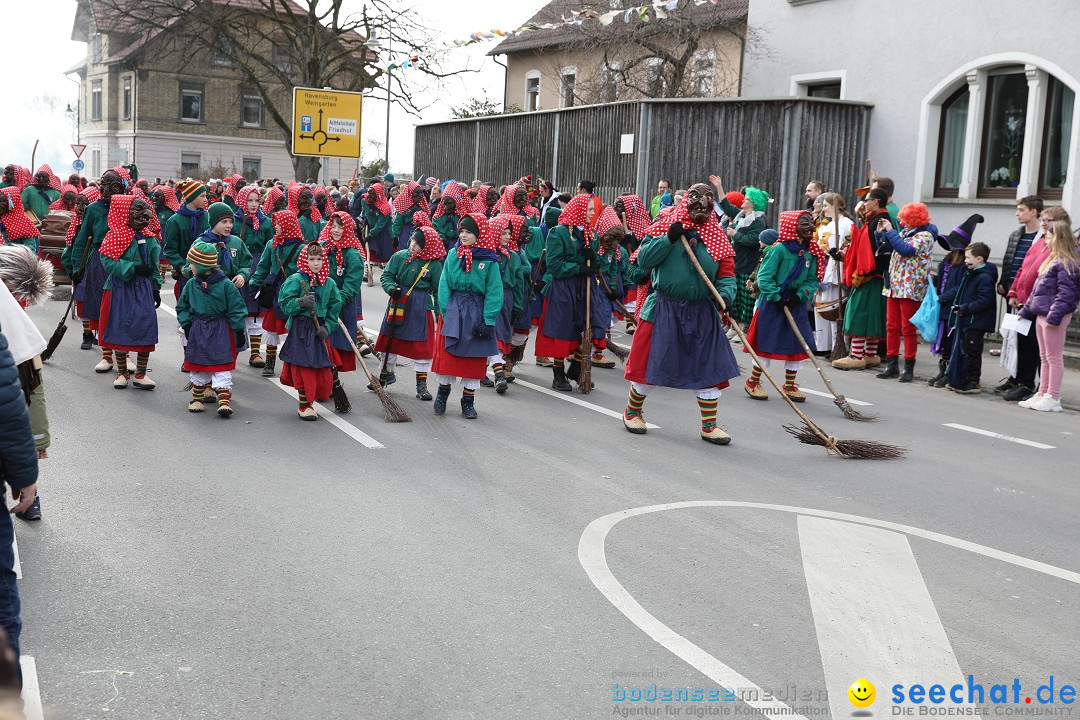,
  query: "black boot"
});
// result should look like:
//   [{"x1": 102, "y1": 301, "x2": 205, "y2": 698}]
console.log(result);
[
  {"x1": 433, "y1": 384, "x2": 451, "y2": 415},
  {"x1": 81, "y1": 331, "x2": 94, "y2": 350},
  {"x1": 566, "y1": 357, "x2": 581, "y2": 381},
  {"x1": 494, "y1": 370, "x2": 507, "y2": 394},
  {"x1": 415, "y1": 379, "x2": 432, "y2": 401},
  {"x1": 552, "y1": 366, "x2": 572, "y2": 392},
  {"x1": 261, "y1": 355, "x2": 276, "y2": 377},
  {"x1": 899, "y1": 358, "x2": 915, "y2": 383},
  {"x1": 479, "y1": 375, "x2": 495, "y2": 388},
  {"x1": 876, "y1": 355, "x2": 900, "y2": 379},
  {"x1": 460, "y1": 393, "x2": 478, "y2": 419}
]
